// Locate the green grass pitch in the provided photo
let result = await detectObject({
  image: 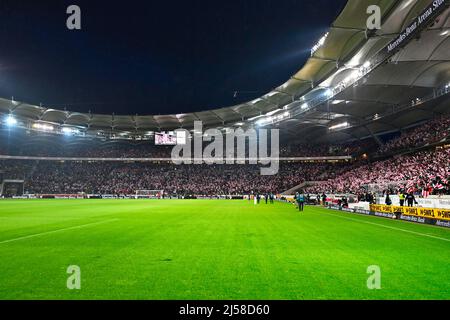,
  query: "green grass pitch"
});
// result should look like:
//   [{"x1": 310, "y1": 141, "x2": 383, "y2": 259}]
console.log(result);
[{"x1": 0, "y1": 199, "x2": 449, "y2": 300}]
